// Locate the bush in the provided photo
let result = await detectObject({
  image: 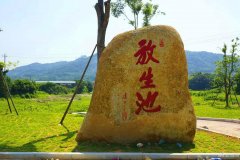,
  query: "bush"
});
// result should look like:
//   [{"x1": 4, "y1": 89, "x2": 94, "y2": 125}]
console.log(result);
[
  {"x1": 75, "y1": 80, "x2": 93, "y2": 94},
  {"x1": 11, "y1": 79, "x2": 37, "y2": 97},
  {"x1": 189, "y1": 72, "x2": 213, "y2": 90},
  {"x1": 86, "y1": 81, "x2": 93, "y2": 93},
  {"x1": 39, "y1": 82, "x2": 69, "y2": 95}
]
